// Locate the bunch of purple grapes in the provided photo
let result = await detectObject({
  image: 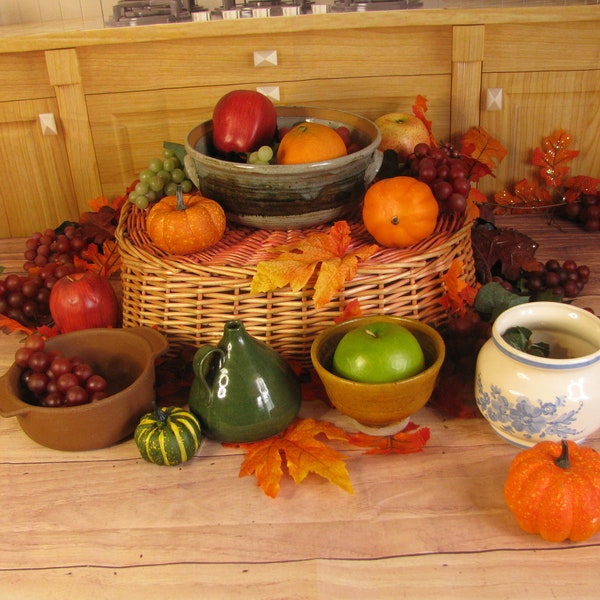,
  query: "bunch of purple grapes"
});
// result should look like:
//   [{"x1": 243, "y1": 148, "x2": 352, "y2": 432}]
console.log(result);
[
  {"x1": 407, "y1": 143, "x2": 471, "y2": 214},
  {"x1": 0, "y1": 225, "x2": 90, "y2": 327},
  {"x1": 558, "y1": 194, "x2": 600, "y2": 232},
  {"x1": 16, "y1": 334, "x2": 108, "y2": 407},
  {"x1": 521, "y1": 259, "x2": 590, "y2": 299}
]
